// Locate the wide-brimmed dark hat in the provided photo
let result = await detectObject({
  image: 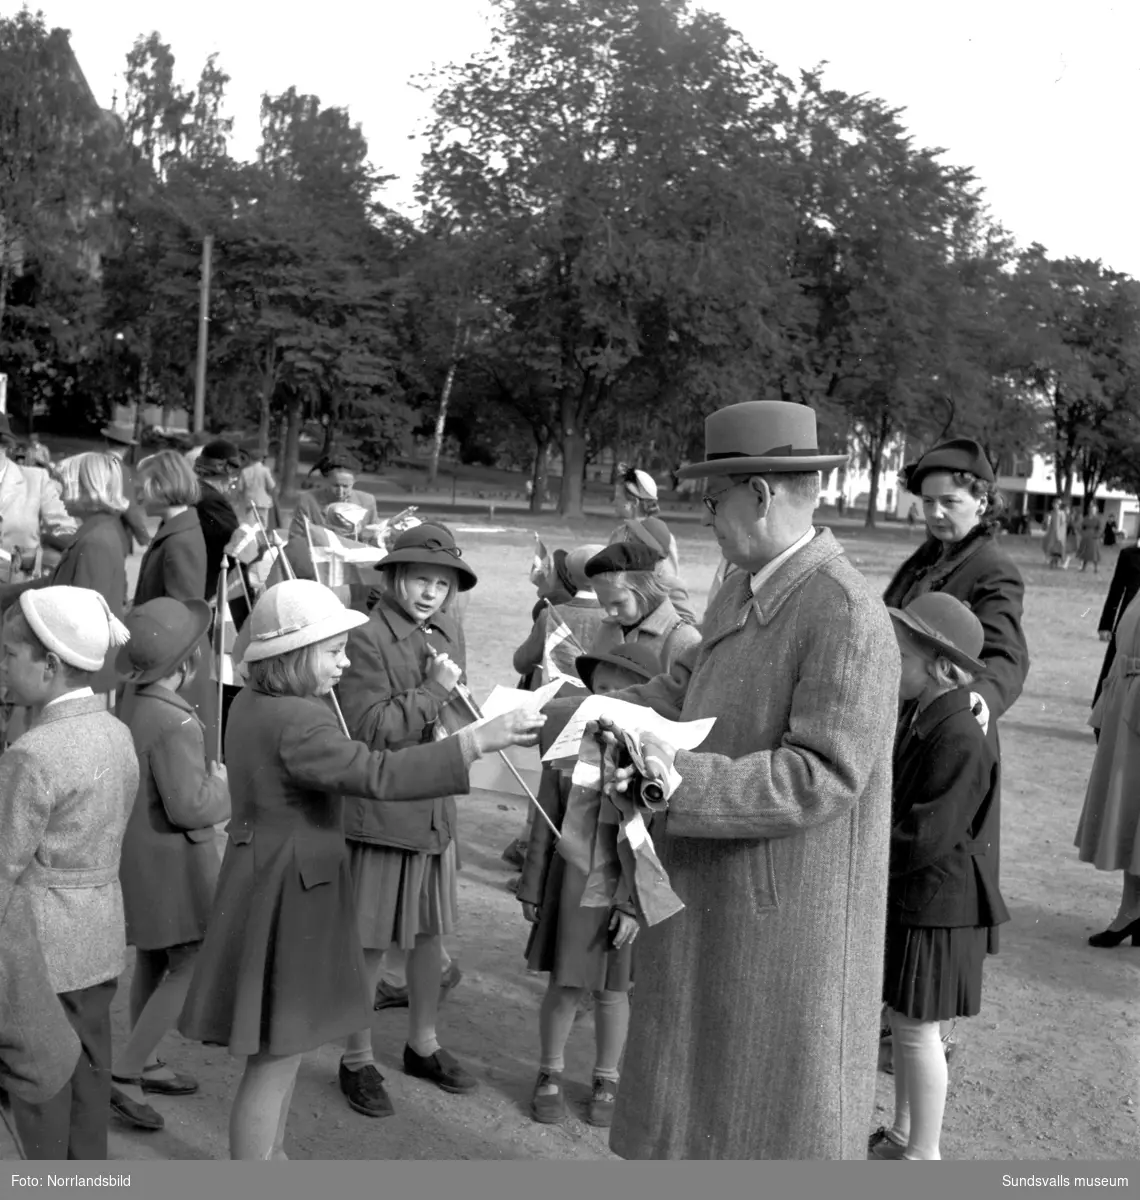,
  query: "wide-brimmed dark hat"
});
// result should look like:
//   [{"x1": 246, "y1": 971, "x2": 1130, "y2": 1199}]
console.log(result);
[
  {"x1": 903, "y1": 438, "x2": 995, "y2": 494},
  {"x1": 677, "y1": 401, "x2": 847, "y2": 480},
  {"x1": 575, "y1": 641, "x2": 662, "y2": 692},
  {"x1": 101, "y1": 422, "x2": 138, "y2": 447},
  {"x1": 376, "y1": 523, "x2": 477, "y2": 591},
  {"x1": 888, "y1": 593, "x2": 985, "y2": 674},
  {"x1": 116, "y1": 598, "x2": 212, "y2": 685}
]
